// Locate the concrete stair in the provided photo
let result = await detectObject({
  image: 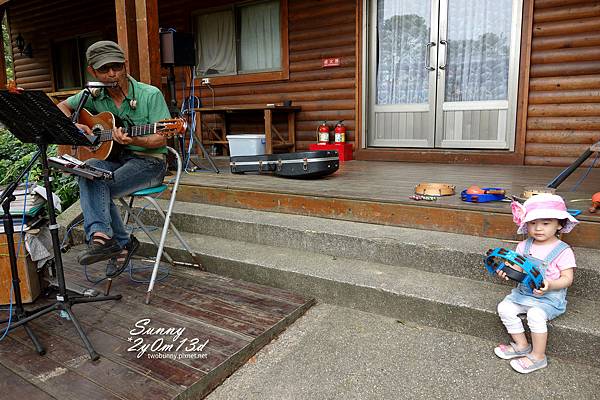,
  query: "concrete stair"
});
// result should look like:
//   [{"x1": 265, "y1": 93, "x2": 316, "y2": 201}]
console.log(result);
[
  {"x1": 67, "y1": 200, "x2": 600, "y2": 367},
  {"x1": 206, "y1": 304, "x2": 600, "y2": 400}
]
